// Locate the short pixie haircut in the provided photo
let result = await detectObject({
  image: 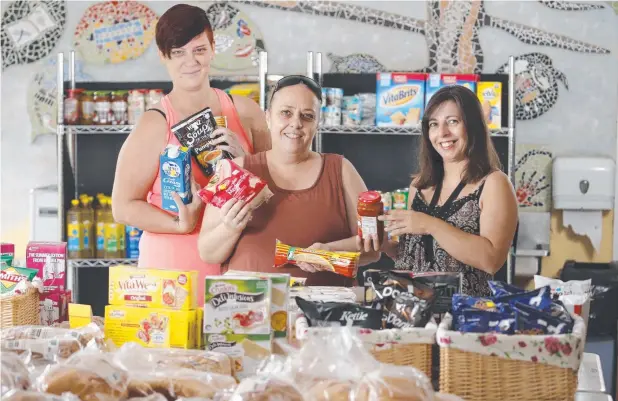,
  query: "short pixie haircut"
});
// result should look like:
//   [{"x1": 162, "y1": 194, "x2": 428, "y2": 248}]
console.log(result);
[{"x1": 155, "y1": 4, "x2": 214, "y2": 59}]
